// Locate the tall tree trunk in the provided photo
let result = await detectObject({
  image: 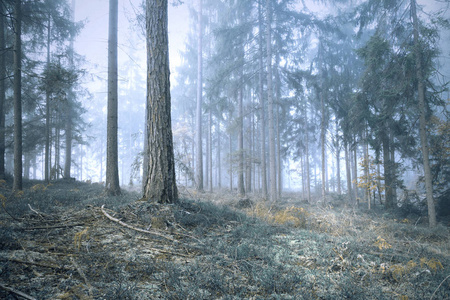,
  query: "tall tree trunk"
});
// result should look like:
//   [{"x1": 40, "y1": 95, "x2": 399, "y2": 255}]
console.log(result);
[
  {"x1": 238, "y1": 86, "x2": 245, "y2": 196},
  {"x1": 275, "y1": 61, "x2": 282, "y2": 198},
  {"x1": 258, "y1": 0, "x2": 267, "y2": 199},
  {"x1": 143, "y1": 0, "x2": 178, "y2": 203},
  {"x1": 64, "y1": 0, "x2": 76, "y2": 179},
  {"x1": 411, "y1": 0, "x2": 436, "y2": 227},
  {"x1": 266, "y1": 0, "x2": 277, "y2": 202},
  {"x1": 217, "y1": 123, "x2": 221, "y2": 188},
  {"x1": 353, "y1": 143, "x2": 358, "y2": 206},
  {"x1": 45, "y1": 16, "x2": 51, "y2": 183},
  {"x1": 344, "y1": 139, "x2": 352, "y2": 205},
  {"x1": 382, "y1": 130, "x2": 393, "y2": 209},
  {"x1": 336, "y1": 119, "x2": 341, "y2": 195},
  {"x1": 105, "y1": 0, "x2": 121, "y2": 195},
  {"x1": 0, "y1": 3, "x2": 5, "y2": 179},
  {"x1": 195, "y1": 0, "x2": 203, "y2": 192},
  {"x1": 209, "y1": 109, "x2": 213, "y2": 192},
  {"x1": 304, "y1": 106, "x2": 311, "y2": 203},
  {"x1": 229, "y1": 129, "x2": 233, "y2": 191},
  {"x1": 12, "y1": 0, "x2": 22, "y2": 192}
]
